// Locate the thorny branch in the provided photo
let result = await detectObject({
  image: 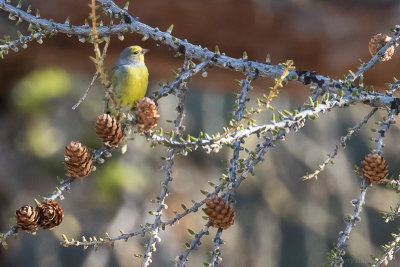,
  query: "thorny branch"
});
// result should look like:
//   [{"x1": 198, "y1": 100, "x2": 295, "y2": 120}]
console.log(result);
[
  {"x1": 209, "y1": 229, "x2": 223, "y2": 267},
  {"x1": 331, "y1": 179, "x2": 369, "y2": 267},
  {"x1": 381, "y1": 201, "x2": 400, "y2": 223},
  {"x1": 331, "y1": 109, "x2": 398, "y2": 267},
  {"x1": 303, "y1": 108, "x2": 378, "y2": 180},
  {"x1": 176, "y1": 223, "x2": 211, "y2": 267},
  {"x1": 1, "y1": 0, "x2": 400, "y2": 108},
  {"x1": 371, "y1": 233, "x2": 400, "y2": 267},
  {"x1": 142, "y1": 58, "x2": 191, "y2": 267}
]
